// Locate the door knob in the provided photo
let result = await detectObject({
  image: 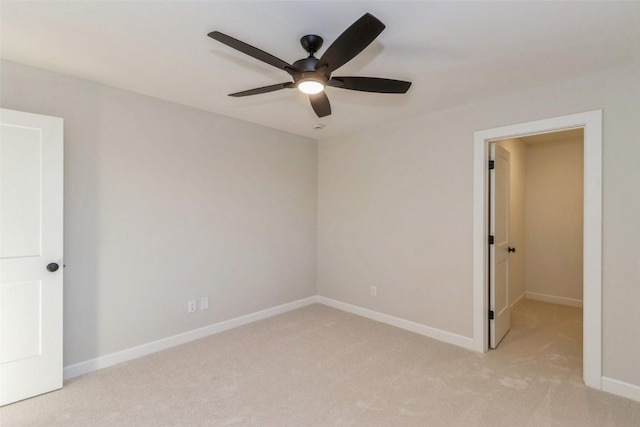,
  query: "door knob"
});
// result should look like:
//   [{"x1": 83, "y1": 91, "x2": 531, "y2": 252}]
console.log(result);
[
  {"x1": 46, "y1": 263, "x2": 59, "y2": 272},
  {"x1": 508, "y1": 247, "x2": 516, "y2": 253}
]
